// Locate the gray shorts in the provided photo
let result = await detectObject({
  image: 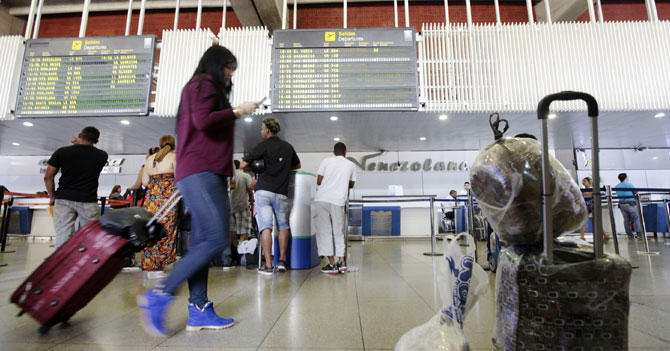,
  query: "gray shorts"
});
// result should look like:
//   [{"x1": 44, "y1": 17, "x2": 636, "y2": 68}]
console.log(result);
[{"x1": 230, "y1": 210, "x2": 252, "y2": 235}]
